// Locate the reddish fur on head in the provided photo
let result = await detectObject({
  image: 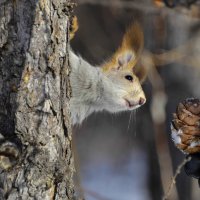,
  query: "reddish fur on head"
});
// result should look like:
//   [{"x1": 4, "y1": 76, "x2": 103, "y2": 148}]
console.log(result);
[{"x1": 102, "y1": 22, "x2": 144, "y2": 74}]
